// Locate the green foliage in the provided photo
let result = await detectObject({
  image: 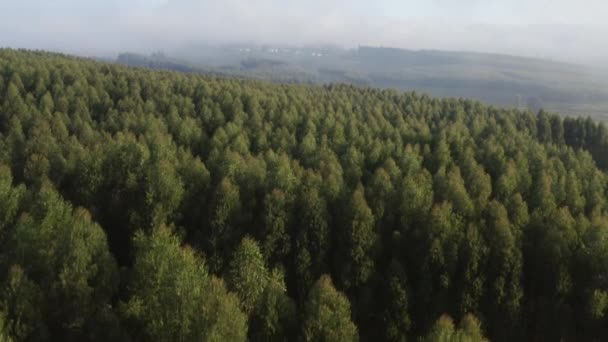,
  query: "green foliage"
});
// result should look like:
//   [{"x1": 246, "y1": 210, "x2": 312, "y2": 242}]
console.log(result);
[
  {"x1": 383, "y1": 260, "x2": 411, "y2": 341},
  {"x1": 2, "y1": 266, "x2": 48, "y2": 341},
  {"x1": 589, "y1": 289, "x2": 608, "y2": 319},
  {"x1": 122, "y1": 226, "x2": 247, "y2": 341},
  {"x1": 0, "y1": 310, "x2": 13, "y2": 342},
  {"x1": 4, "y1": 184, "x2": 118, "y2": 340},
  {"x1": 337, "y1": 185, "x2": 377, "y2": 290},
  {"x1": 423, "y1": 314, "x2": 488, "y2": 342},
  {"x1": 249, "y1": 269, "x2": 297, "y2": 341},
  {"x1": 302, "y1": 275, "x2": 359, "y2": 342},
  {"x1": 1, "y1": 49, "x2": 608, "y2": 341},
  {"x1": 423, "y1": 315, "x2": 457, "y2": 342},
  {"x1": 293, "y1": 176, "x2": 330, "y2": 300},
  {"x1": 261, "y1": 189, "x2": 292, "y2": 264},
  {"x1": 0, "y1": 164, "x2": 24, "y2": 233},
  {"x1": 209, "y1": 177, "x2": 241, "y2": 271},
  {"x1": 226, "y1": 237, "x2": 270, "y2": 314}
]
